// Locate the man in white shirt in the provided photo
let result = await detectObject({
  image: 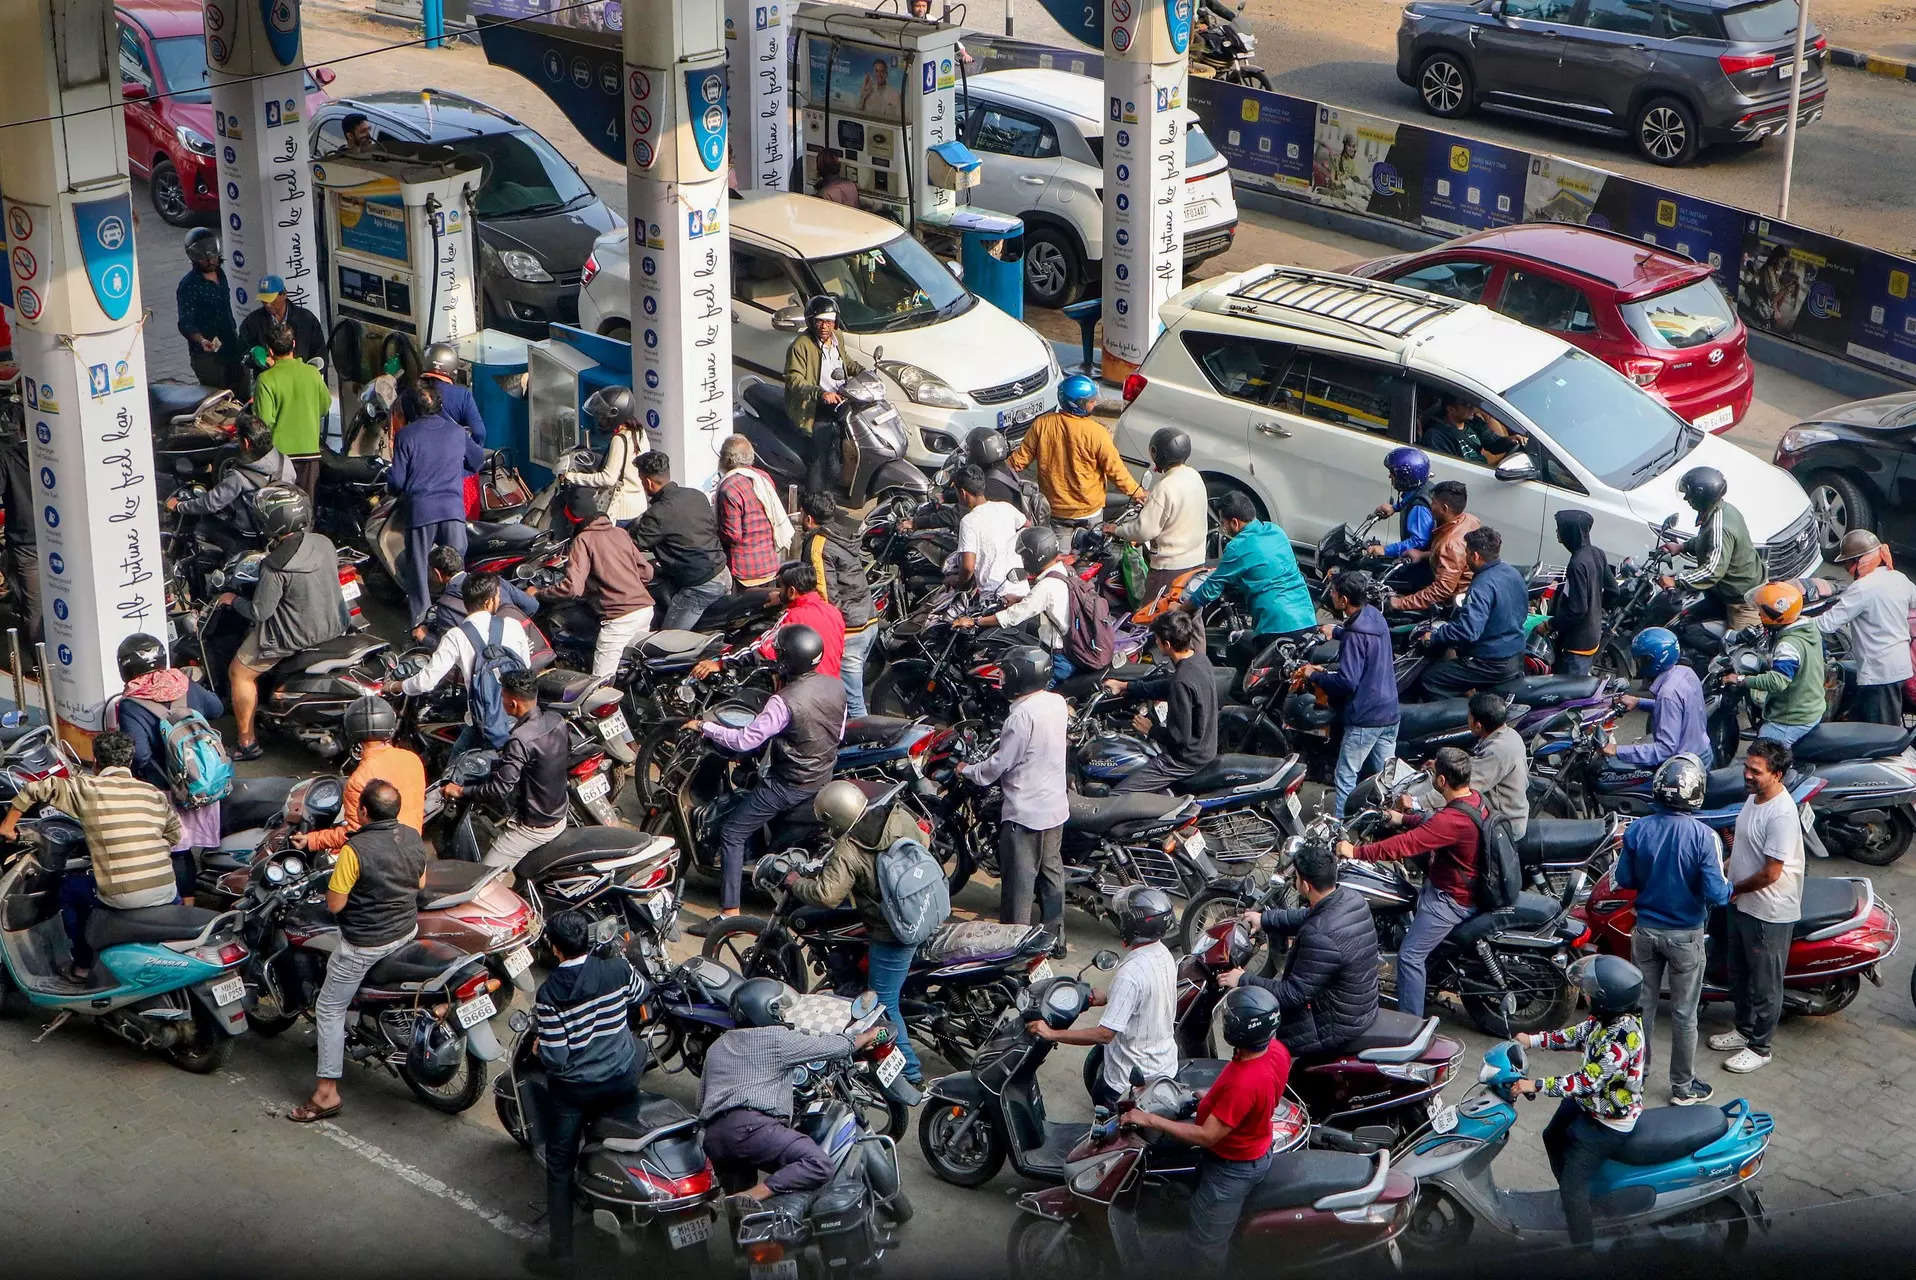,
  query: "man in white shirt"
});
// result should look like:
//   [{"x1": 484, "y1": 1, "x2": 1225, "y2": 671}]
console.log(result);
[
  {"x1": 1815, "y1": 529, "x2": 1915, "y2": 725},
  {"x1": 952, "y1": 526, "x2": 1075, "y2": 683},
  {"x1": 954, "y1": 465, "x2": 1028, "y2": 600},
  {"x1": 391, "y1": 570, "x2": 532, "y2": 753},
  {"x1": 1109, "y1": 427, "x2": 1207, "y2": 601},
  {"x1": 1713, "y1": 739, "x2": 1804, "y2": 1074},
  {"x1": 1026, "y1": 885, "x2": 1179, "y2": 1107},
  {"x1": 960, "y1": 646, "x2": 1068, "y2": 950}
]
